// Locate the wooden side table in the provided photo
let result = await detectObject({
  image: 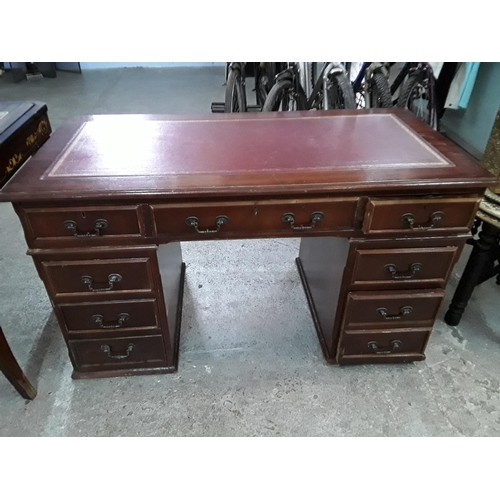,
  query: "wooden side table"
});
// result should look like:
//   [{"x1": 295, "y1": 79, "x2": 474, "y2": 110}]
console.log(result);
[{"x1": 0, "y1": 101, "x2": 51, "y2": 189}]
